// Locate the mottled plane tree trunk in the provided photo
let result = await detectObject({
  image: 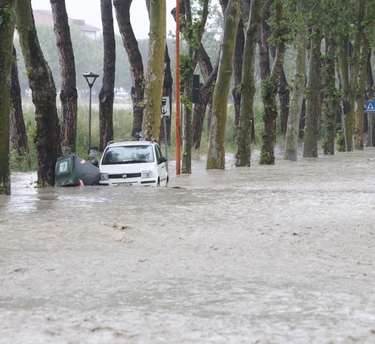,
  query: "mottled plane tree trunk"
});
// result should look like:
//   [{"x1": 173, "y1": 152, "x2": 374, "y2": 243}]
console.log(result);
[
  {"x1": 50, "y1": 0, "x2": 78, "y2": 153},
  {"x1": 335, "y1": 0, "x2": 366, "y2": 152},
  {"x1": 0, "y1": 0, "x2": 16, "y2": 195},
  {"x1": 180, "y1": 0, "x2": 209, "y2": 174},
  {"x1": 354, "y1": 33, "x2": 369, "y2": 150},
  {"x1": 99, "y1": 0, "x2": 115, "y2": 151},
  {"x1": 206, "y1": 0, "x2": 241, "y2": 170},
  {"x1": 220, "y1": 0, "x2": 245, "y2": 134},
  {"x1": 171, "y1": 5, "x2": 216, "y2": 151},
  {"x1": 321, "y1": 30, "x2": 338, "y2": 155},
  {"x1": 259, "y1": 3, "x2": 286, "y2": 165},
  {"x1": 114, "y1": 0, "x2": 144, "y2": 137},
  {"x1": 235, "y1": 0, "x2": 273, "y2": 167},
  {"x1": 141, "y1": 0, "x2": 166, "y2": 141},
  {"x1": 303, "y1": 27, "x2": 322, "y2": 158},
  {"x1": 10, "y1": 46, "x2": 28, "y2": 157},
  {"x1": 16, "y1": 0, "x2": 62, "y2": 186},
  {"x1": 284, "y1": 22, "x2": 306, "y2": 160}
]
